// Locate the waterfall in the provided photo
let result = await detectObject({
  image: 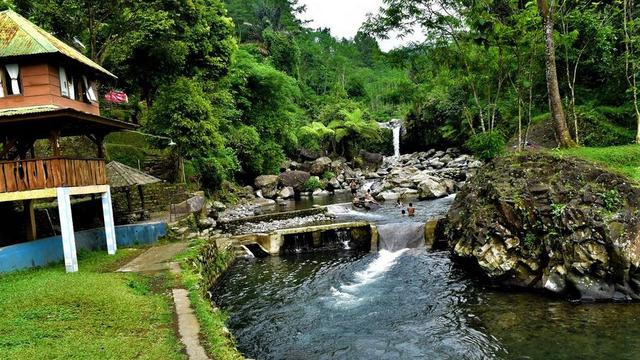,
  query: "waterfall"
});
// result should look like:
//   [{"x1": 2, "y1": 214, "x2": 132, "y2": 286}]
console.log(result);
[
  {"x1": 392, "y1": 125, "x2": 401, "y2": 158},
  {"x1": 378, "y1": 119, "x2": 402, "y2": 158},
  {"x1": 377, "y1": 222, "x2": 425, "y2": 251}
]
